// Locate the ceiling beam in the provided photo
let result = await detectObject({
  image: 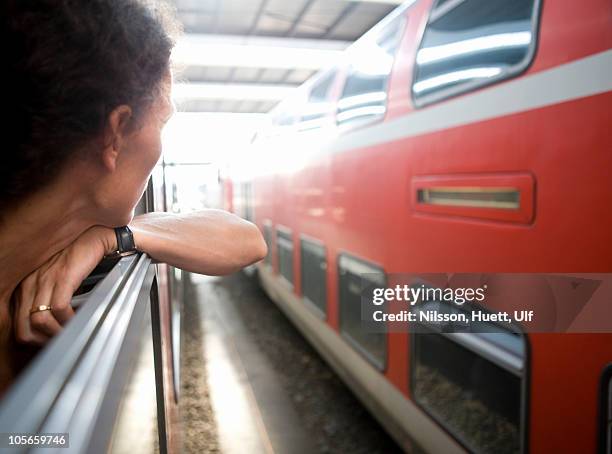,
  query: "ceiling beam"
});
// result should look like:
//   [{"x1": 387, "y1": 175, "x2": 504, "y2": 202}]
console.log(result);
[
  {"x1": 247, "y1": 0, "x2": 270, "y2": 35},
  {"x1": 287, "y1": 0, "x2": 316, "y2": 37},
  {"x1": 324, "y1": 2, "x2": 359, "y2": 38},
  {"x1": 173, "y1": 82, "x2": 296, "y2": 102},
  {"x1": 227, "y1": 0, "x2": 270, "y2": 85}
]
